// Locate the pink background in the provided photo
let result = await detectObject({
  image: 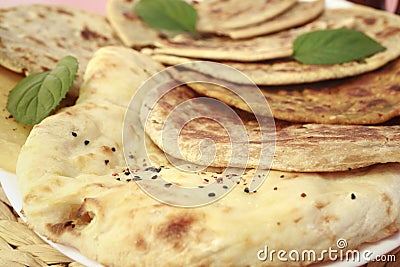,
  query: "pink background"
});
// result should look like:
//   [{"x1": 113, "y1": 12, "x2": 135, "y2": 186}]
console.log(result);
[
  {"x1": 0, "y1": 0, "x2": 108, "y2": 15},
  {"x1": 386, "y1": 0, "x2": 400, "y2": 12},
  {"x1": 2, "y1": 0, "x2": 399, "y2": 14}
]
